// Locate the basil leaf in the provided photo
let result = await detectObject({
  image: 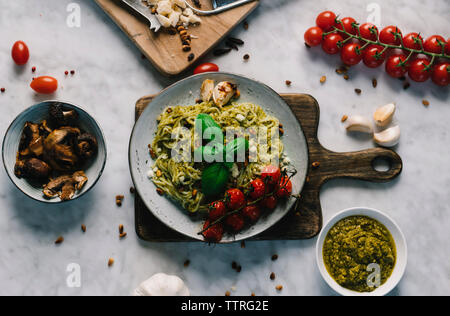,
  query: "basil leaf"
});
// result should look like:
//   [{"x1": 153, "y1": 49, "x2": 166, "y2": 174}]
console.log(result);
[
  {"x1": 194, "y1": 143, "x2": 226, "y2": 163},
  {"x1": 201, "y1": 163, "x2": 230, "y2": 197},
  {"x1": 225, "y1": 138, "x2": 249, "y2": 163},
  {"x1": 196, "y1": 114, "x2": 223, "y2": 143}
]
